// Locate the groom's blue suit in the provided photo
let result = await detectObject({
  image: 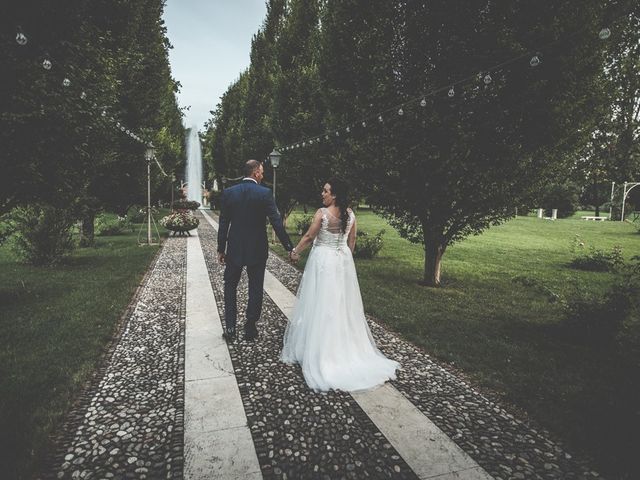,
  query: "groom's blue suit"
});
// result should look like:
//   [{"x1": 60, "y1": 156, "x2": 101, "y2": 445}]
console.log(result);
[{"x1": 217, "y1": 179, "x2": 293, "y2": 336}]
